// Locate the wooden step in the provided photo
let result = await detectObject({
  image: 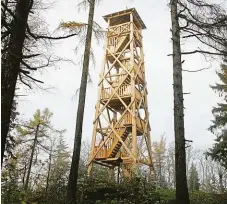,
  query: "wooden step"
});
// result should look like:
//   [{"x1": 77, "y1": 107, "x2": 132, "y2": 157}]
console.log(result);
[
  {"x1": 109, "y1": 128, "x2": 129, "y2": 158},
  {"x1": 116, "y1": 35, "x2": 129, "y2": 53}
]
